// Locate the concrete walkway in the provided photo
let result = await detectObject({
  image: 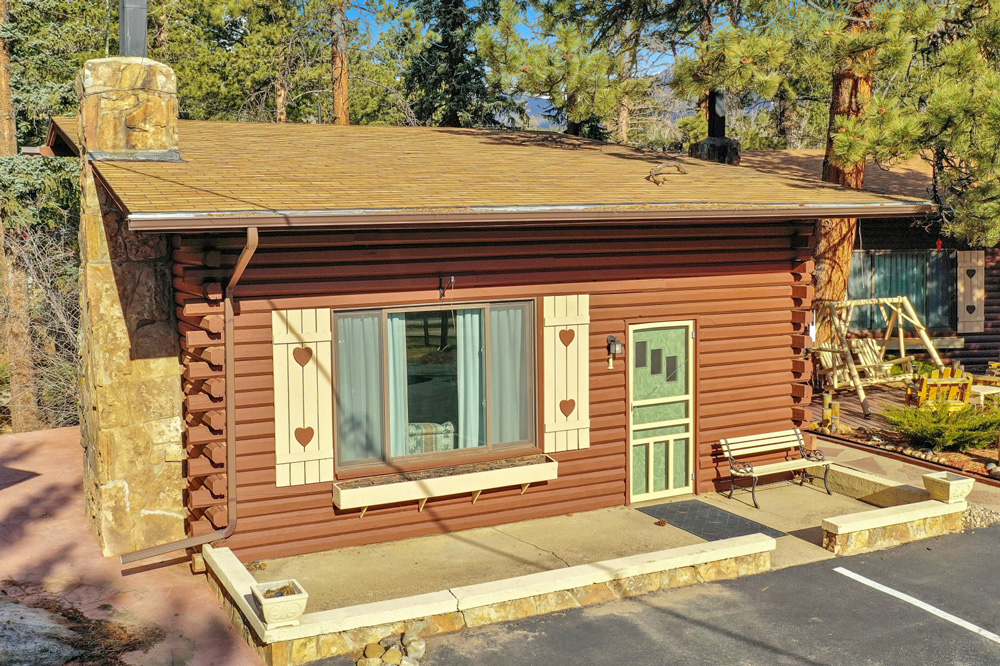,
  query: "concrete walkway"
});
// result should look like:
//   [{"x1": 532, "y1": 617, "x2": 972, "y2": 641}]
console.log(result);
[{"x1": 0, "y1": 427, "x2": 259, "y2": 666}]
